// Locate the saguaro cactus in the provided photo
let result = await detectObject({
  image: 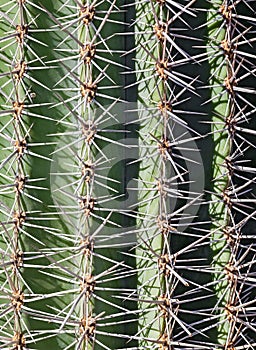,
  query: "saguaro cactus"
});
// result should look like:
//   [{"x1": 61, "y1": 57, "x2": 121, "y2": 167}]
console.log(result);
[{"x1": 0, "y1": 0, "x2": 255, "y2": 349}]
